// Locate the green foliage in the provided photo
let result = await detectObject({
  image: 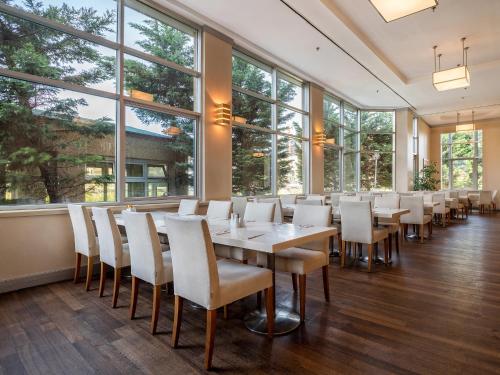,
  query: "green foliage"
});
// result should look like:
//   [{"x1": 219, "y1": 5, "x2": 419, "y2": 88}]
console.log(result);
[{"x1": 414, "y1": 162, "x2": 440, "y2": 191}]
